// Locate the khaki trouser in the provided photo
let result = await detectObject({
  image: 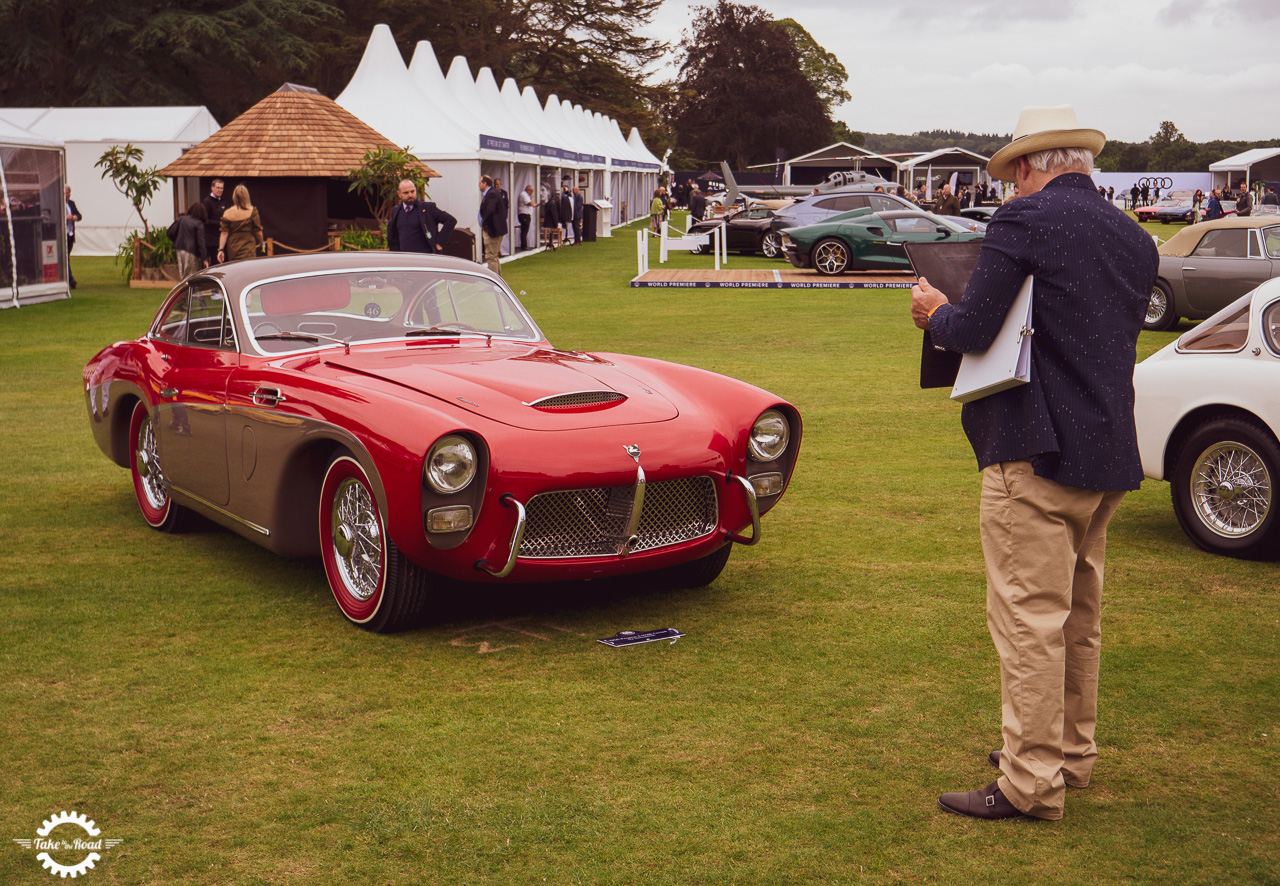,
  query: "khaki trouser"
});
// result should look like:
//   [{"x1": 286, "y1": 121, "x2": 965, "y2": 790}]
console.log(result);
[
  {"x1": 482, "y1": 231, "x2": 503, "y2": 276},
  {"x1": 979, "y1": 460, "x2": 1125, "y2": 820}
]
